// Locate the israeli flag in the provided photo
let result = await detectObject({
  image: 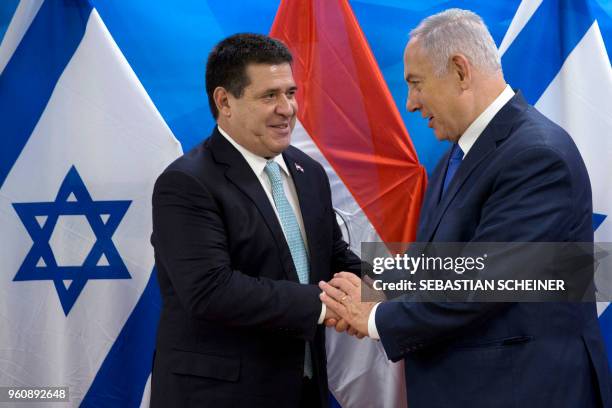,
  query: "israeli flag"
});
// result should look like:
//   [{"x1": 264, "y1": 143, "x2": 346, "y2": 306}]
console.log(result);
[
  {"x1": 0, "y1": 0, "x2": 181, "y2": 406},
  {"x1": 500, "y1": 0, "x2": 612, "y2": 363}
]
